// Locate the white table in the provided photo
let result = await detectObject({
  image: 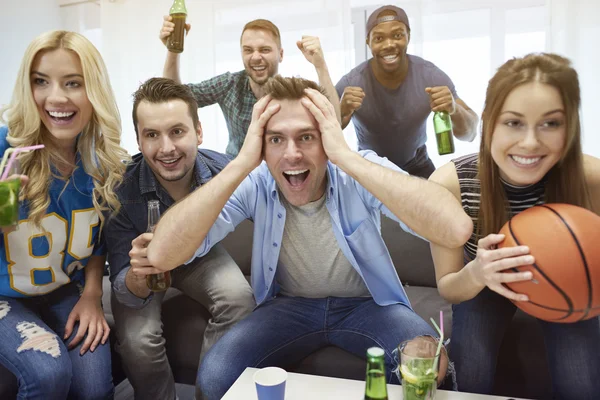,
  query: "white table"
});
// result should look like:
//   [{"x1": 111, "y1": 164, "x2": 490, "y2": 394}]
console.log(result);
[{"x1": 222, "y1": 367, "x2": 530, "y2": 400}]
